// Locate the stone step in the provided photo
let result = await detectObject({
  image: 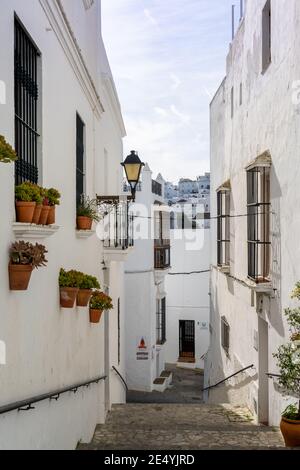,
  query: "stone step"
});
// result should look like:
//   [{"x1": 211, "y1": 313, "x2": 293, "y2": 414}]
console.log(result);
[{"x1": 78, "y1": 403, "x2": 285, "y2": 450}]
